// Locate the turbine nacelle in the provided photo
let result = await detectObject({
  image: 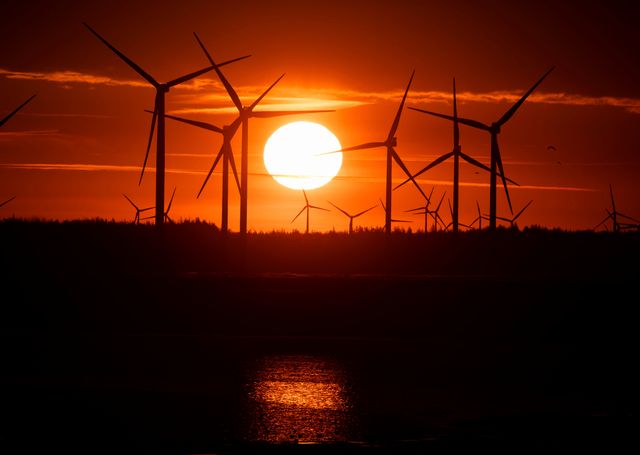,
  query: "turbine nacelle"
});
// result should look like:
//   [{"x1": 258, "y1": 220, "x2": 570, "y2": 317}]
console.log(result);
[{"x1": 491, "y1": 122, "x2": 501, "y2": 134}]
